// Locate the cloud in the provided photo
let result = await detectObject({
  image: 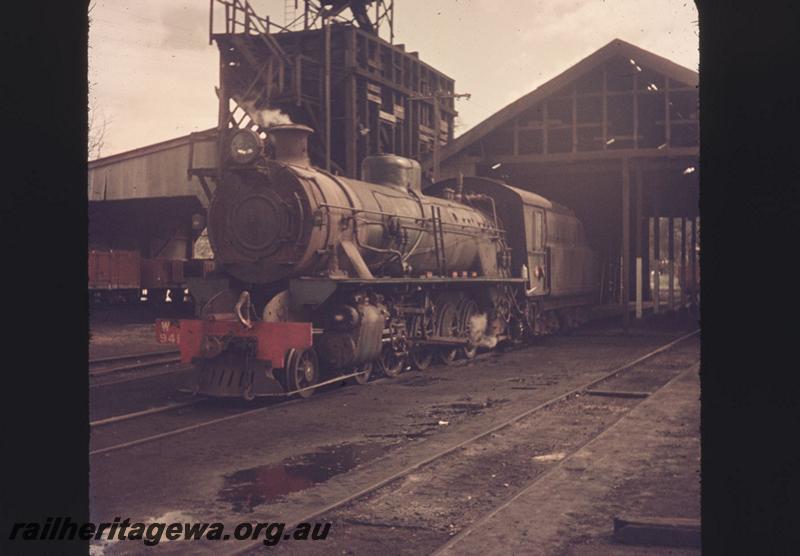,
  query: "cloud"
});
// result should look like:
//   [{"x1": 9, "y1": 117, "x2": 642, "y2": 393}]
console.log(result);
[{"x1": 91, "y1": 0, "x2": 698, "y2": 157}]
